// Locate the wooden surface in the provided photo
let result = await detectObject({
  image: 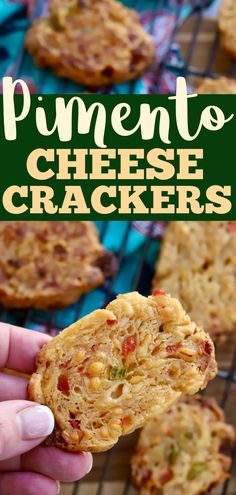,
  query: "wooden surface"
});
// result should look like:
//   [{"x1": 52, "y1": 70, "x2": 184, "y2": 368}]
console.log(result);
[{"x1": 60, "y1": 10, "x2": 236, "y2": 495}]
